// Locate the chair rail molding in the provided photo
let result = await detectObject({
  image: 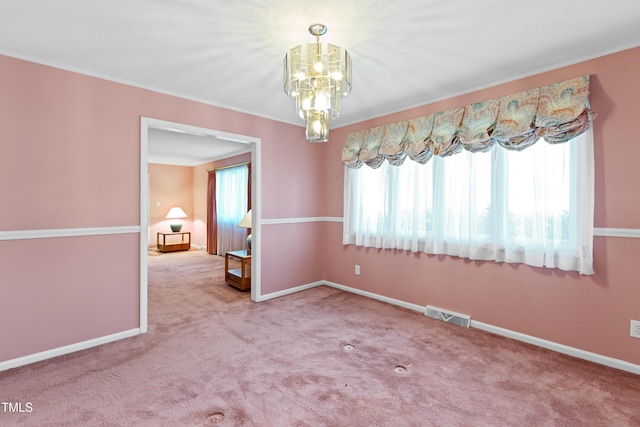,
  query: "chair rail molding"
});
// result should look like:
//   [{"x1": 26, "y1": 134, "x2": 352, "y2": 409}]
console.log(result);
[
  {"x1": 261, "y1": 217, "x2": 343, "y2": 225},
  {"x1": 594, "y1": 227, "x2": 640, "y2": 238},
  {"x1": 260, "y1": 221, "x2": 640, "y2": 239},
  {"x1": 0, "y1": 226, "x2": 141, "y2": 241}
]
